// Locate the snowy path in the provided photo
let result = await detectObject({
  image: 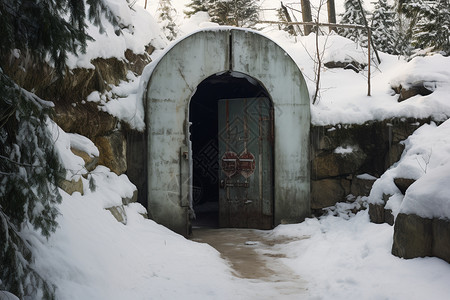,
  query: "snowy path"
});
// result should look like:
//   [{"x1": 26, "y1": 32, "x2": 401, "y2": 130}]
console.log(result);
[{"x1": 191, "y1": 228, "x2": 308, "y2": 299}]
